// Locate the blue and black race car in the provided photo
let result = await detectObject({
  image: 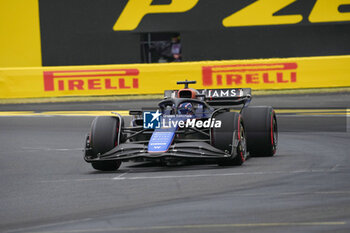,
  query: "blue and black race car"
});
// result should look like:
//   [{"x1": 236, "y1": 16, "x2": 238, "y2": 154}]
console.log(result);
[{"x1": 84, "y1": 80, "x2": 277, "y2": 171}]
